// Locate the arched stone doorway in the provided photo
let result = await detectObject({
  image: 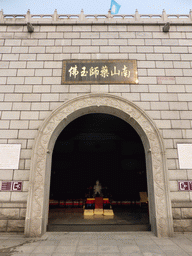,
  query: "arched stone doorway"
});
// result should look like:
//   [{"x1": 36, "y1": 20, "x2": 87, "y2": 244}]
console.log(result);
[
  {"x1": 25, "y1": 93, "x2": 173, "y2": 237},
  {"x1": 48, "y1": 113, "x2": 149, "y2": 231}
]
